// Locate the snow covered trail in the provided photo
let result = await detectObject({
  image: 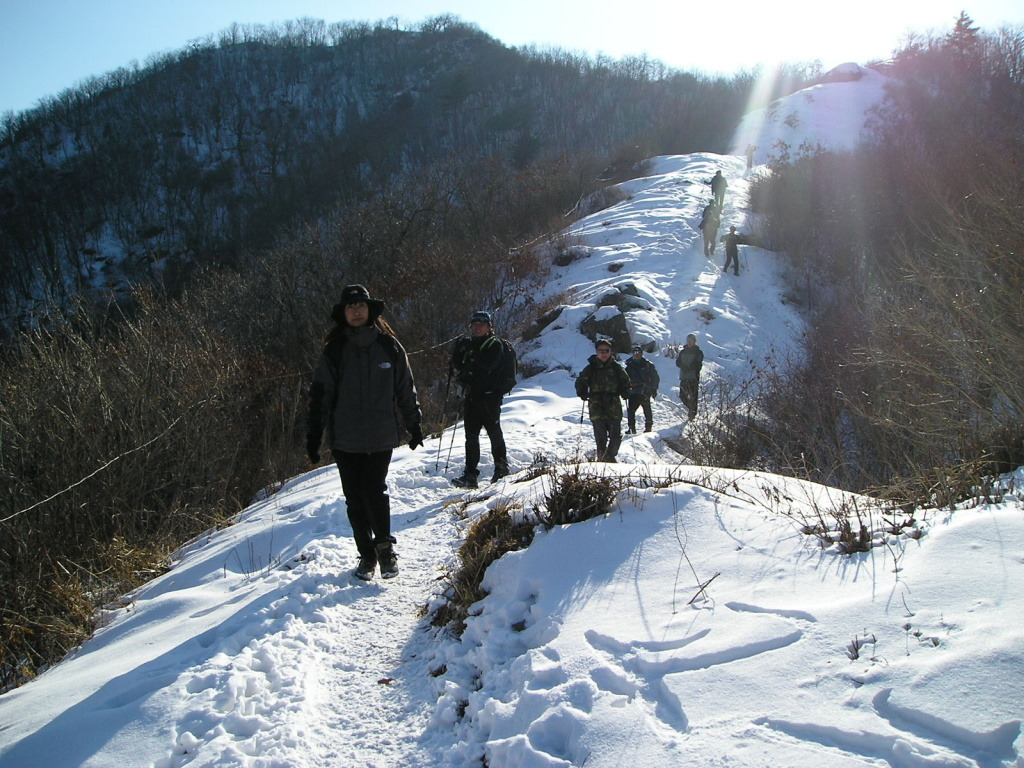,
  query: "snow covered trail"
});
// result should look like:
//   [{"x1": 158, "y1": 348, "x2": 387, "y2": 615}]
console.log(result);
[
  {"x1": 147, "y1": 383, "x2": 611, "y2": 768},
  {"x1": 98, "y1": 465, "x2": 469, "y2": 768},
  {"x1": 280, "y1": 466, "x2": 458, "y2": 768}
]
